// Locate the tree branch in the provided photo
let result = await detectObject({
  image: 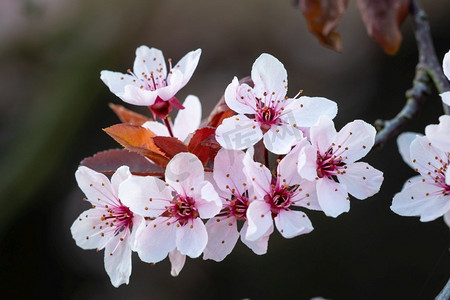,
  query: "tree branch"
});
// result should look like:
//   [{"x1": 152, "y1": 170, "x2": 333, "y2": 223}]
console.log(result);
[{"x1": 374, "y1": 0, "x2": 450, "y2": 147}]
